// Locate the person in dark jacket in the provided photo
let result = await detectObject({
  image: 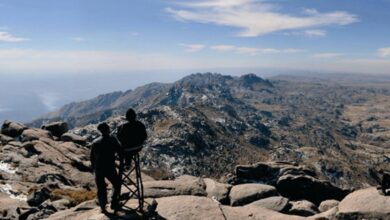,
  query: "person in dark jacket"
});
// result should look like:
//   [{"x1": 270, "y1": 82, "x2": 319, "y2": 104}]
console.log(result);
[
  {"x1": 90, "y1": 122, "x2": 122, "y2": 213},
  {"x1": 117, "y1": 108, "x2": 147, "y2": 157}
]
